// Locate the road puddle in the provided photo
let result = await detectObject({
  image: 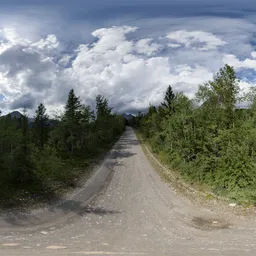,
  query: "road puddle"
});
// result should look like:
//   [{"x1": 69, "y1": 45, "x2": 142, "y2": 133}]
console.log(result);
[{"x1": 192, "y1": 216, "x2": 230, "y2": 230}]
